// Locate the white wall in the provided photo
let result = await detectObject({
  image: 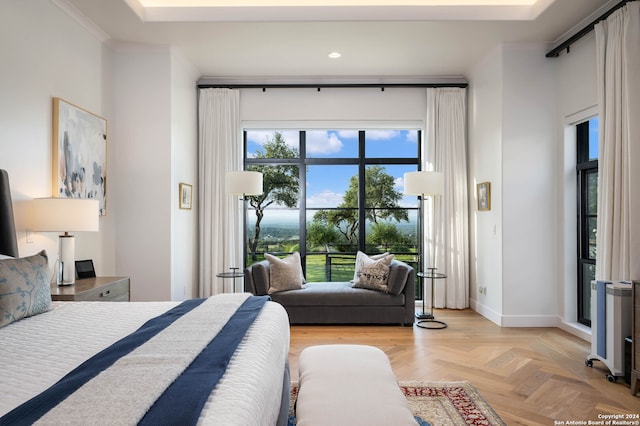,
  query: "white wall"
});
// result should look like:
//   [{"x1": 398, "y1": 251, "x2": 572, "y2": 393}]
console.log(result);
[
  {"x1": 467, "y1": 46, "x2": 504, "y2": 323},
  {"x1": 468, "y1": 44, "x2": 558, "y2": 327},
  {"x1": 501, "y1": 45, "x2": 557, "y2": 326},
  {"x1": 112, "y1": 45, "x2": 199, "y2": 302},
  {"x1": 170, "y1": 50, "x2": 199, "y2": 301},
  {"x1": 0, "y1": 0, "x2": 114, "y2": 278},
  {"x1": 113, "y1": 46, "x2": 173, "y2": 301},
  {"x1": 240, "y1": 87, "x2": 427, "y2": 123}
]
